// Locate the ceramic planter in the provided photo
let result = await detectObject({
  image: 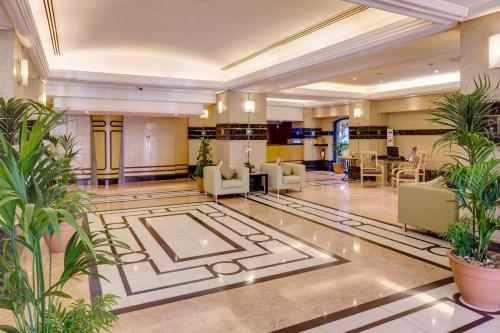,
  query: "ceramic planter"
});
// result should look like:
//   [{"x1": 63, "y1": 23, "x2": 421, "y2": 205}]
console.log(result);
[
  {"x1": 447, "y1": 251, "x2": 500, "y2": 312},
  {"x1": 43, "y1": 220, "x2": 81, "y2": 253},
  {"x1": 196, "y1": 178, "x2": 204, "y2": 192},
  {"x1": 332, "y1": 163, "x2": 344, "y2": 174}
]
